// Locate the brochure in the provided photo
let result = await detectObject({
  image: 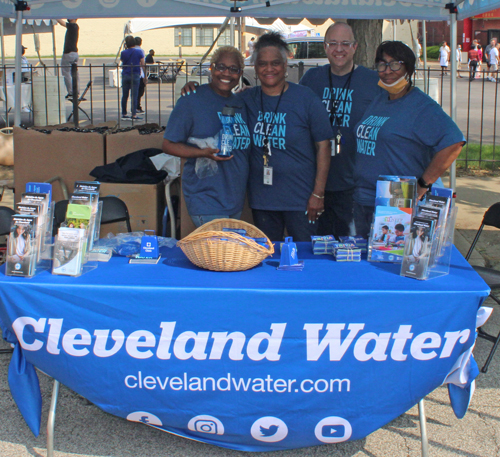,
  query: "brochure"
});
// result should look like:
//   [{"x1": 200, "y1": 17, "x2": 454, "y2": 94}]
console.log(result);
[
  {"x1": 74, "y1": 181, "x2": 101, "y2": 194},
  {"x1": 401, "y1": 216, "x2": 435, "y2": 280},
  {"x1": 368, "y1": 206, "x2": 412, "y2": 262},
  {"x1": 52, "y1": 227, "x2": 87, "y2": 276},
  {"x1": 65, "y1": 203, "x2": 92, "y2": 230},
  {"x1": 6, "y1": 214, "x2": 38, "y2": 277}
]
